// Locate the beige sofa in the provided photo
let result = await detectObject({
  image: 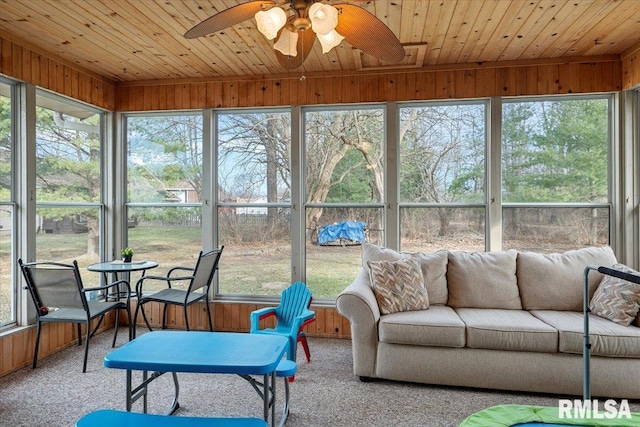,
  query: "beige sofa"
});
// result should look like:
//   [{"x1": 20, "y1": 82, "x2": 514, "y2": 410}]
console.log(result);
[{"x1": 336, "y1": 243, "x2": 640, "y2": 399}]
